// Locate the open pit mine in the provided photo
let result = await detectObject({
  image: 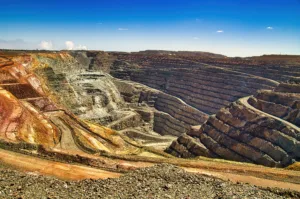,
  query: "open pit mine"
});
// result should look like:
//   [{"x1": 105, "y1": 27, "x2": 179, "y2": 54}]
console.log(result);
[{"x1": 1, "y1": 50, "x2": 300, "y2": 197}]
